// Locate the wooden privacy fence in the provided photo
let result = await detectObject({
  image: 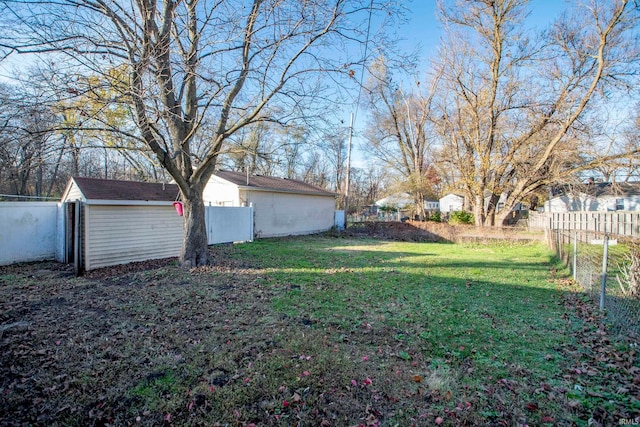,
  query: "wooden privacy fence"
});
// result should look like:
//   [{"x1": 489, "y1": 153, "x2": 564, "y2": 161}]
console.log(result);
[{"x1": 529, "y1": 211, "x2": 640, "y2": 237}]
